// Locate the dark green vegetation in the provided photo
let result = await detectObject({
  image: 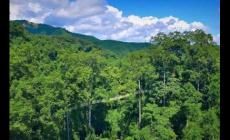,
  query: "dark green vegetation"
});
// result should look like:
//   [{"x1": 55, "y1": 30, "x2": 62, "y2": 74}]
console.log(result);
[
  {"x1": 10, "y1": 20, "x2": 220, "y2": 140},
  {"x1": 13, "y1": 20, "x2": 151, "y2": 55}
]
